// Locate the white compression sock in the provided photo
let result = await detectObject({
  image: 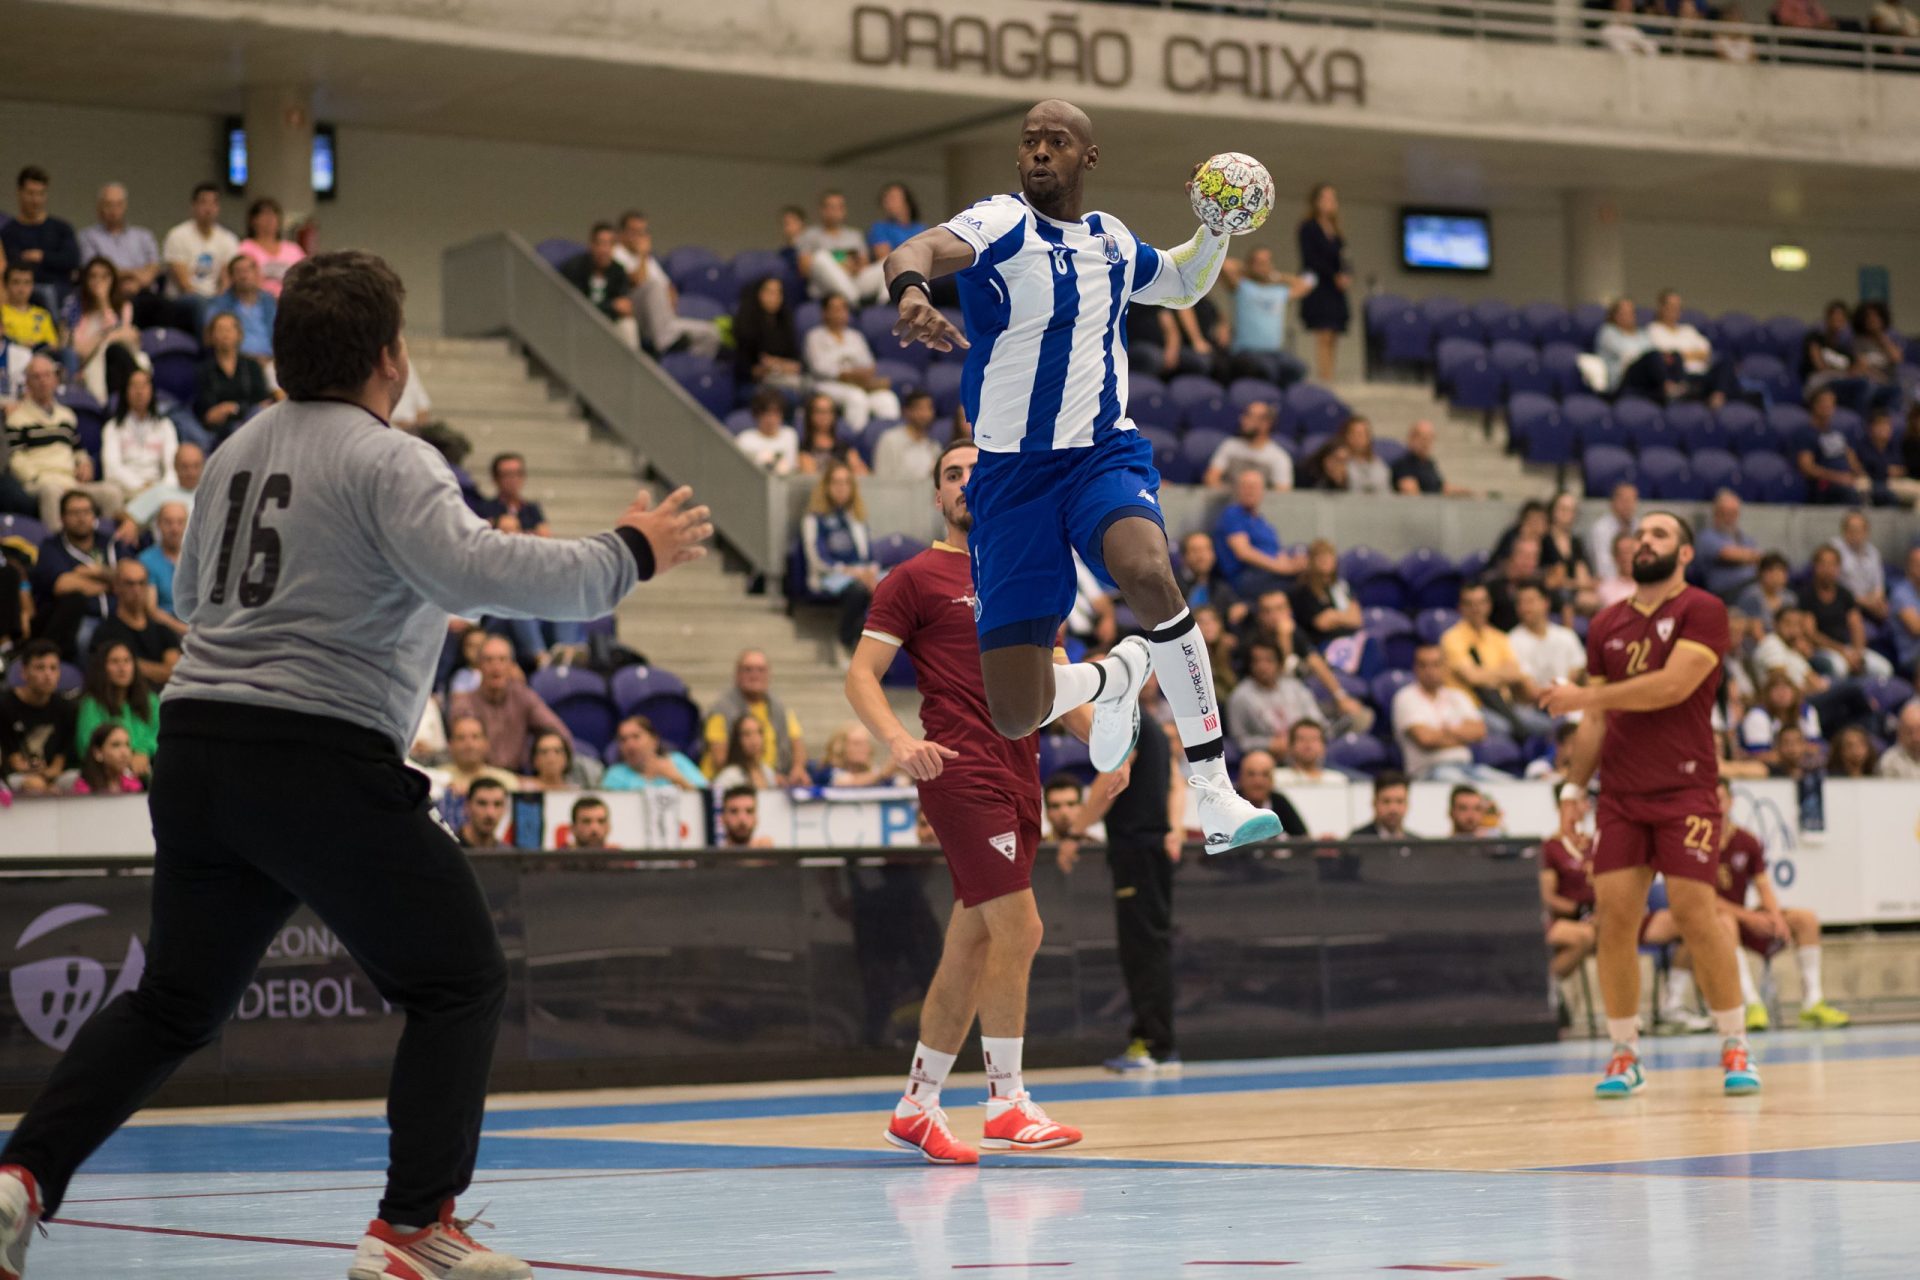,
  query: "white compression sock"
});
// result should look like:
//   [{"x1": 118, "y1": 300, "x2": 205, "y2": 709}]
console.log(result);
[
  {"x1": 1711, "y1": 1006, "x2": 1746, "y2": 1039},
  {"x1": 1737, "y1": 951, "x2": 1762, "y2": 1006},
  {"x1": 1045, "y1": 656, "x2": 1126, "y2": 725},
  {"x1": 981, "y1": 1036, "x2": 1025, "y2": 1101},
  {"x1": 899, "y1": 1041, "x2": 957, "y2": 1115},
  {"x1": 1663, "y1": 969, "x2": 1698, "y2": 1017},
  {"x1": 1606, "y1": 1016, "x2": 1639, "y2": 1050},
  {"x1": 1799, "y1": 946, "x2": 1824, "y2": 1005},
  {"x1": 1144, "y1": 608, "x2": 1225, "y2": 777}
]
